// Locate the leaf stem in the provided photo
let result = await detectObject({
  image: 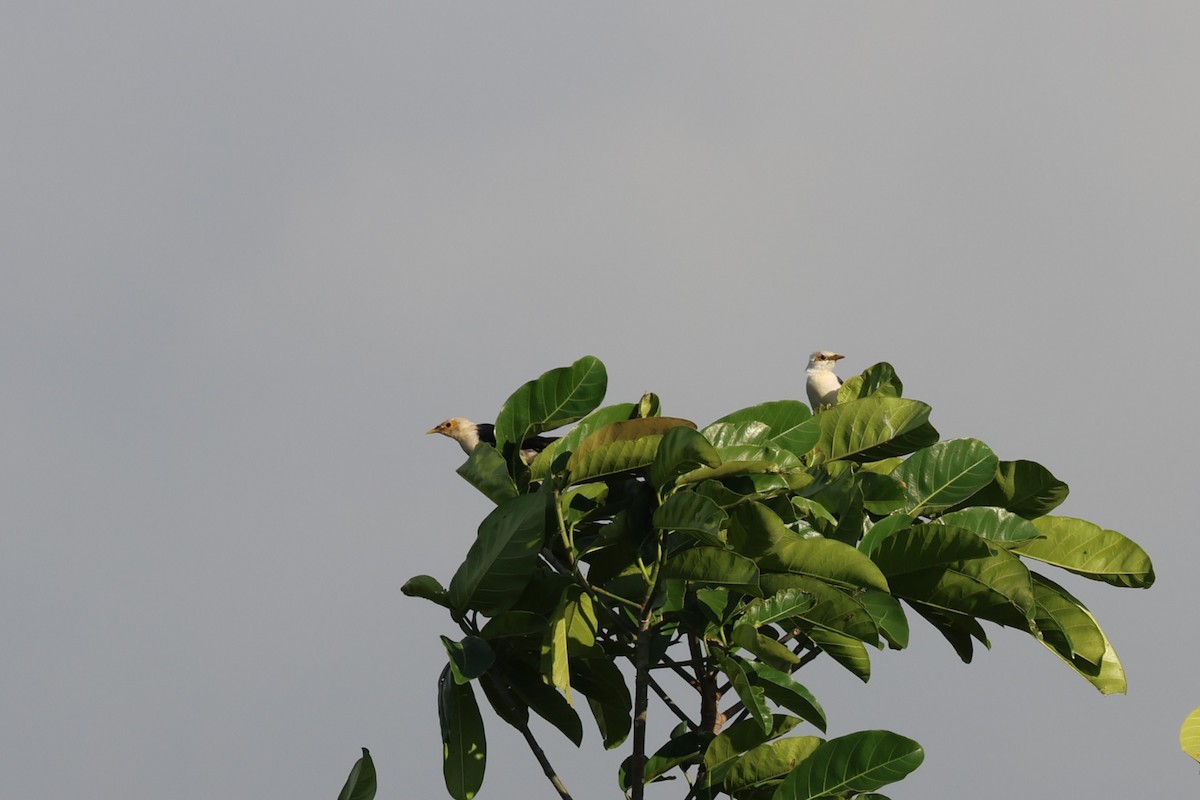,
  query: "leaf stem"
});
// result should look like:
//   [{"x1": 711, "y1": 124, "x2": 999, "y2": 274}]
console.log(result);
[{"x1": 482, "y1": 671, "x2": 575, "y2": 800}]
